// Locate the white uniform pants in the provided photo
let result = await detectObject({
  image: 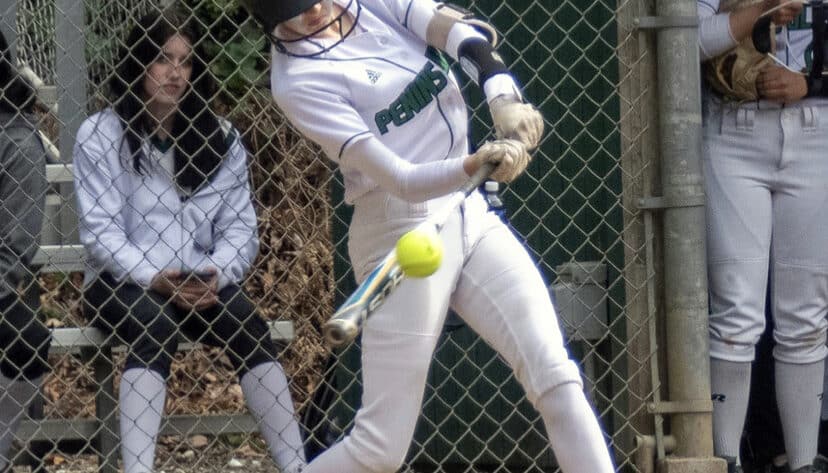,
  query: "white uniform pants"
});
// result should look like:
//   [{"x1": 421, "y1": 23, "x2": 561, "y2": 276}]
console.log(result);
[
  {"x1": 703, "y1": 97, "x2": 828, "y2": 364},
  {"x1": 341, "y1": 189, "x2": 582, "y2": 471}
]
